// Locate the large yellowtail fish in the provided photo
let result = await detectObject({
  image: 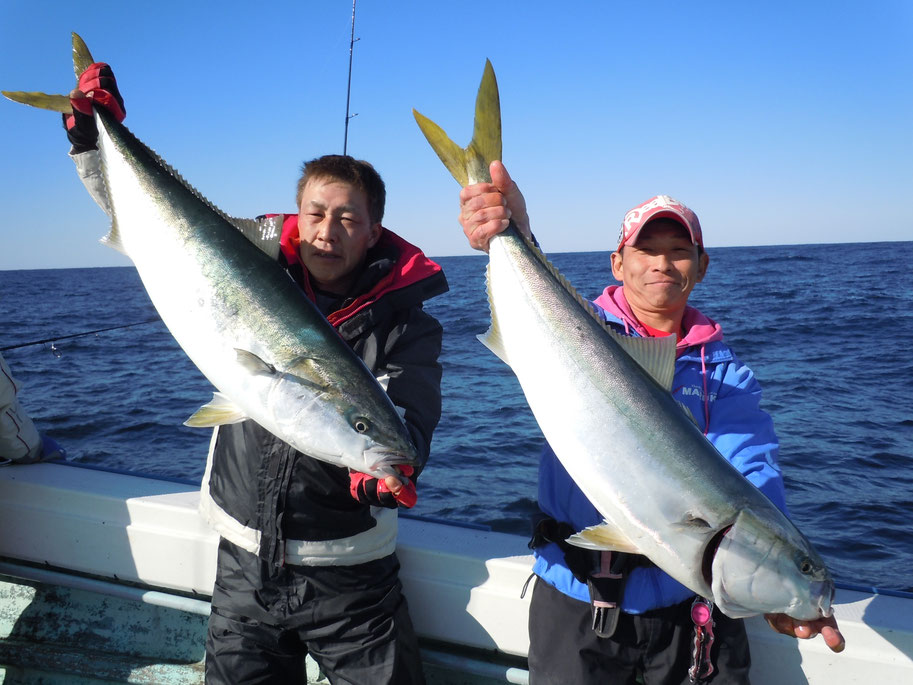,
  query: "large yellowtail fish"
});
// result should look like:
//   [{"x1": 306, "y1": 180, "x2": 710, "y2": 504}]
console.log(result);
[
  {"x1": 412, "y1": 61, "x2": 834, "y2": 619},
  {"x1": 3, "y1": 34, "x2": 418, "y2": 478}
]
